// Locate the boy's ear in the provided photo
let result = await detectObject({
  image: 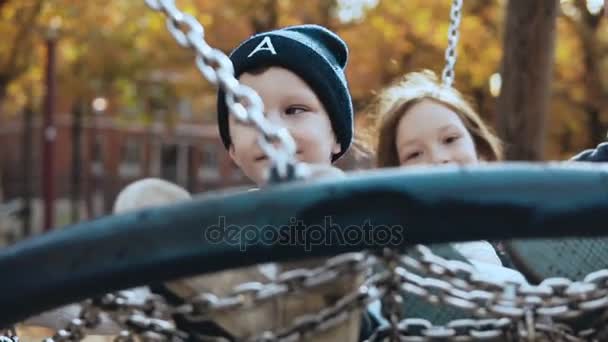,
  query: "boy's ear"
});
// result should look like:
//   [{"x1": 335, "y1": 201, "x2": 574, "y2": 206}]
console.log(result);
[
  {"x1": 332, "y1": 141, "x2": 341, "y2": 155},
  {"x1": 228, "y1": 145, "x2": 241, "y2": 167}
]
